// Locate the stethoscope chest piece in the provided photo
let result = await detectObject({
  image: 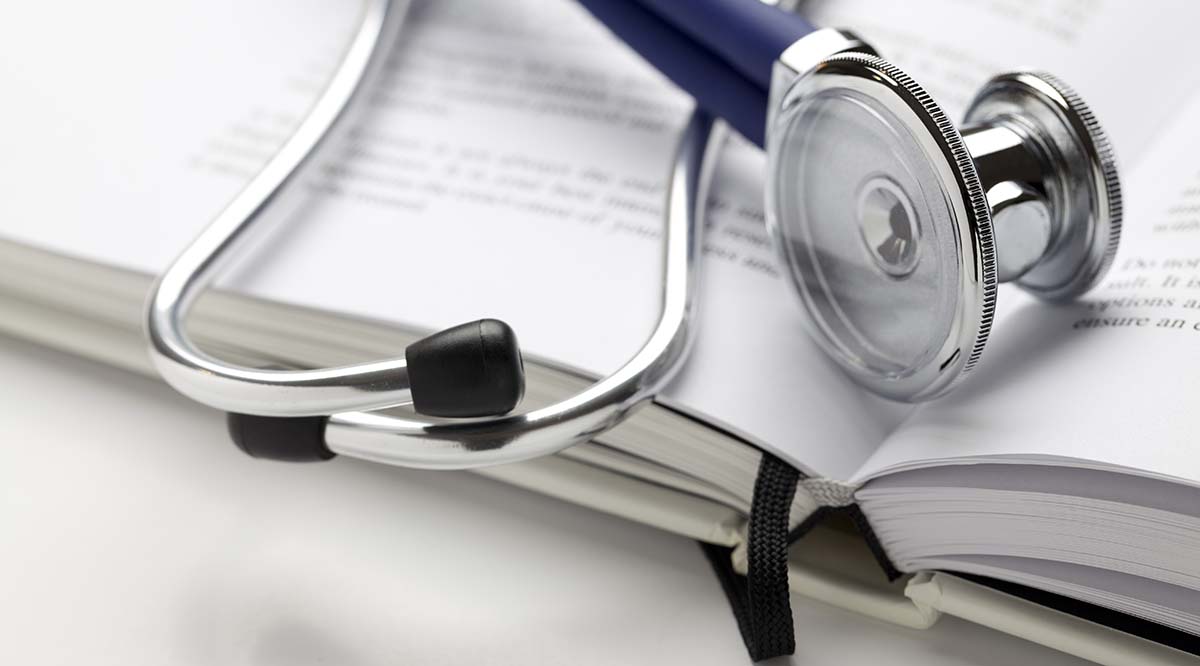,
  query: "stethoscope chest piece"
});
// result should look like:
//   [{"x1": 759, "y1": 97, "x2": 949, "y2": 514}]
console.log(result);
[
  {"x1": 963, "y1": 71, "x2": 1122, "y2": 300},
  {"x1": 766, "y1": 53, "x2": 1121, "y2": 402}
]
